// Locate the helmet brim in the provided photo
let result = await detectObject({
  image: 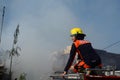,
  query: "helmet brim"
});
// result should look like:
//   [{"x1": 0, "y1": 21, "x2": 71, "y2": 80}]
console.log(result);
[{"x1": 70, "y1": 34, "x2": 86, "y2": 37}]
